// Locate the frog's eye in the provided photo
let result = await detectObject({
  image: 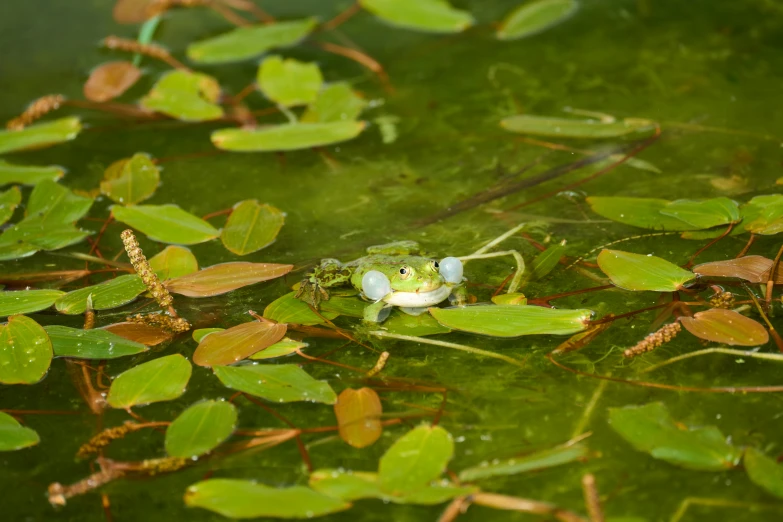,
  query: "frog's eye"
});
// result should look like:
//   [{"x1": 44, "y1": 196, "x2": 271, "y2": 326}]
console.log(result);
[
  {"x1": 398, "y1": 266, "x2": 412, "y2": 280},
  {"x1": 439, "y1": 257, "x2": 463, "y2": 284},
  {"x1": 431, "y1": 261, "x2": 440, "y2": 271}
]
